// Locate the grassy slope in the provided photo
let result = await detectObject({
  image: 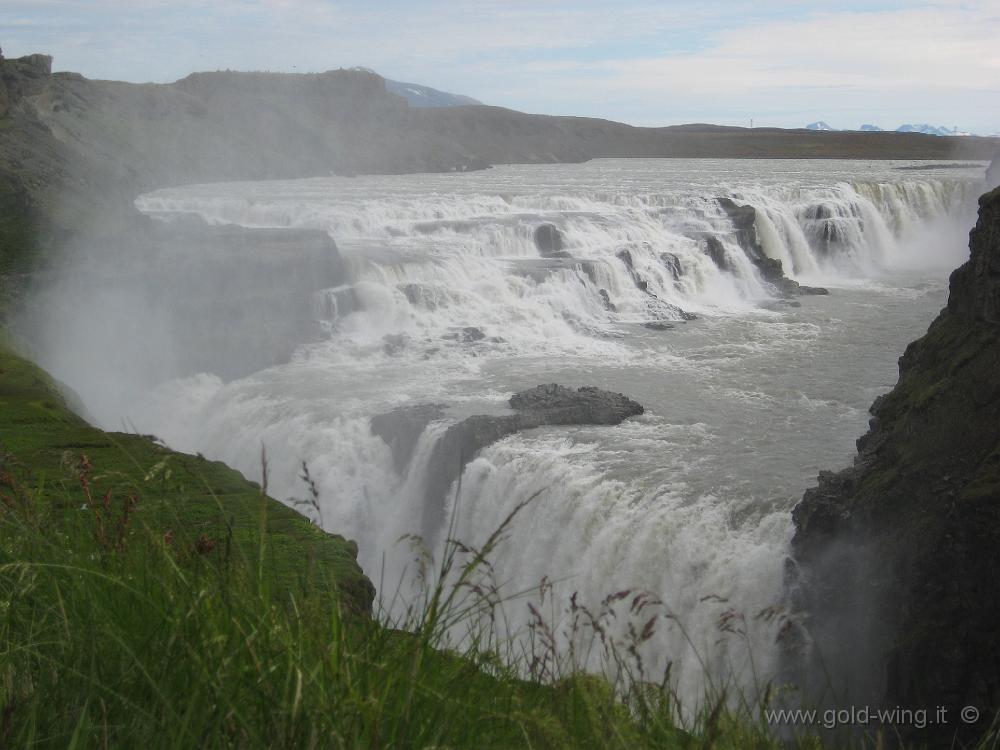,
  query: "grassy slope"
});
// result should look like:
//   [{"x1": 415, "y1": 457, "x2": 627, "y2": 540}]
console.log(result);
[{"x1": 0, "y1": 339, "x2": 375, "y2": 615}]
